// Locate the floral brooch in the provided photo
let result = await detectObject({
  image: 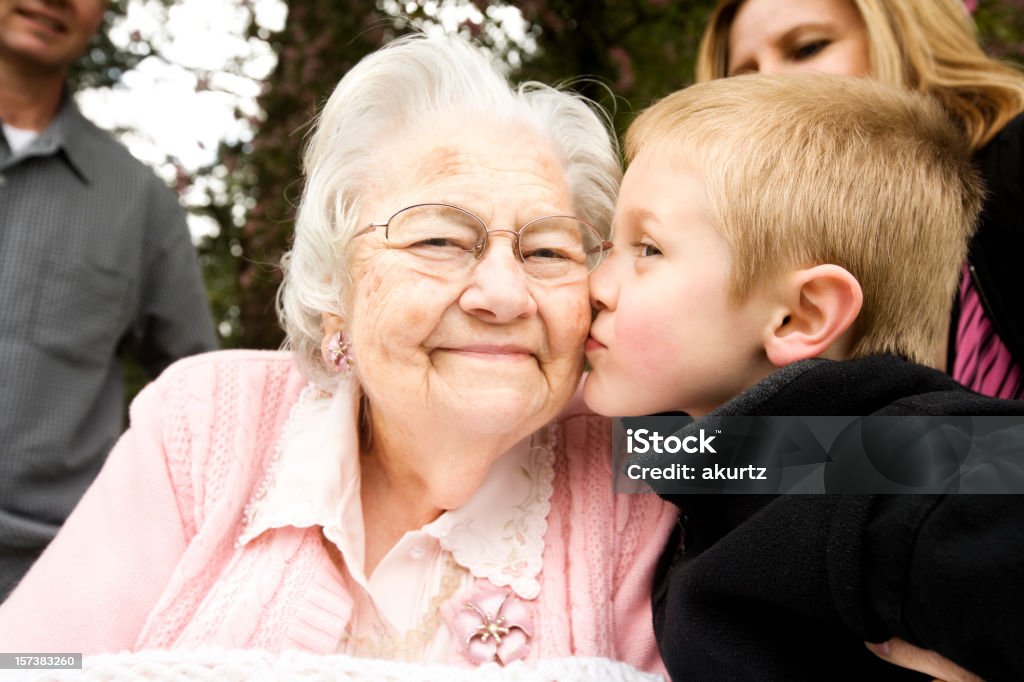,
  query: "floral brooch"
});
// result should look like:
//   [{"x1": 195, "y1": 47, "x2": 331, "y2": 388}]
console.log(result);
[{"x1": 444, "y1": 584, "x2": 534, "y2": 666}]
